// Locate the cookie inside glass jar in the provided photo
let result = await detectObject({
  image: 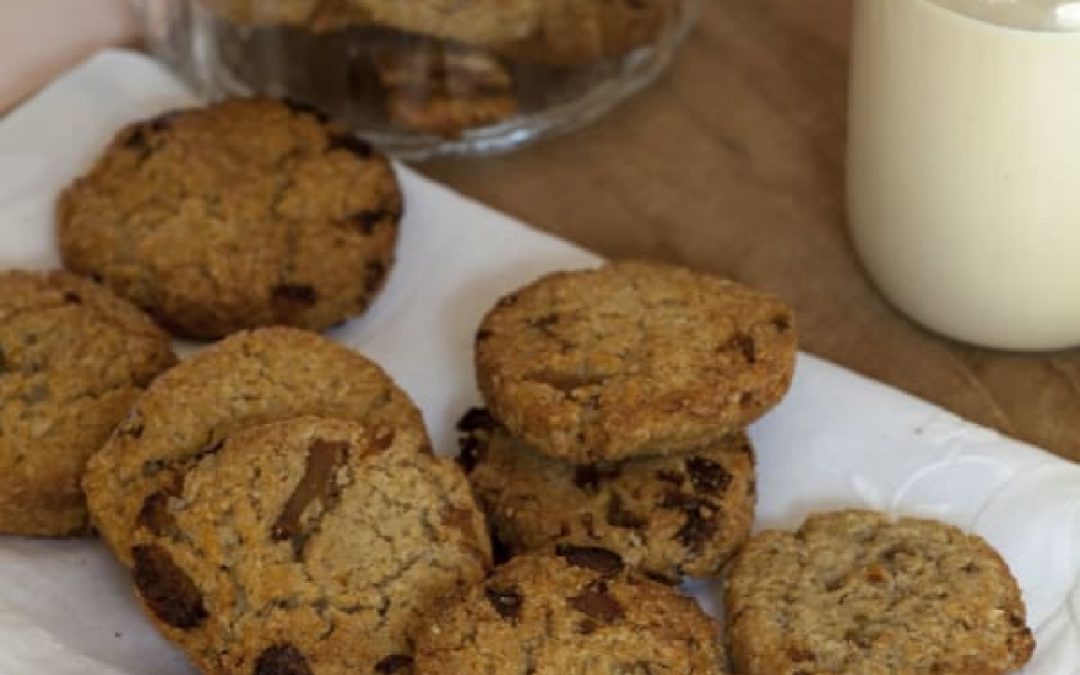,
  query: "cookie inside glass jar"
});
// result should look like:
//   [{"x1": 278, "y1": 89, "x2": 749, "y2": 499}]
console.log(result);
[{"x1": 143, "y1": 0, "x2": 698, "y2": 157}]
